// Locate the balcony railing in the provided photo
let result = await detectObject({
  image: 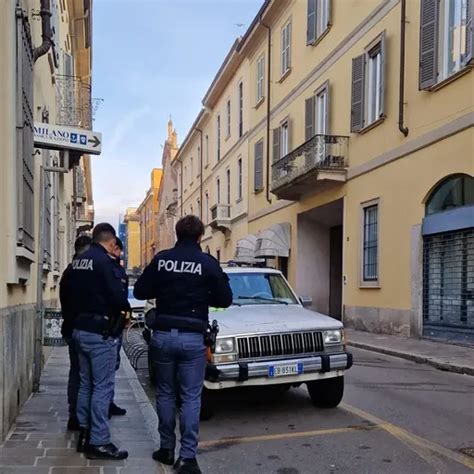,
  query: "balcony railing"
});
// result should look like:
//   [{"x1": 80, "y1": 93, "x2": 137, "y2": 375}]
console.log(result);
[
  {"x1": 210, "y1": 204, "x2": 231, "y2": 232},
  {"x1": 271, "y1": 134, "x2": 349, "y2": 197},
  {"x1": 55, "y1": 75, "x2": 102, "y2": 130}
]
